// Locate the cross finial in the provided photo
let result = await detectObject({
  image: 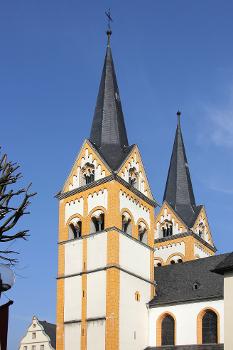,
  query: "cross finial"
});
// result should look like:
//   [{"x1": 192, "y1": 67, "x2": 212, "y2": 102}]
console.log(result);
[{"x1": 105, "y1": 8, "x2": 113, "y2": 46}]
